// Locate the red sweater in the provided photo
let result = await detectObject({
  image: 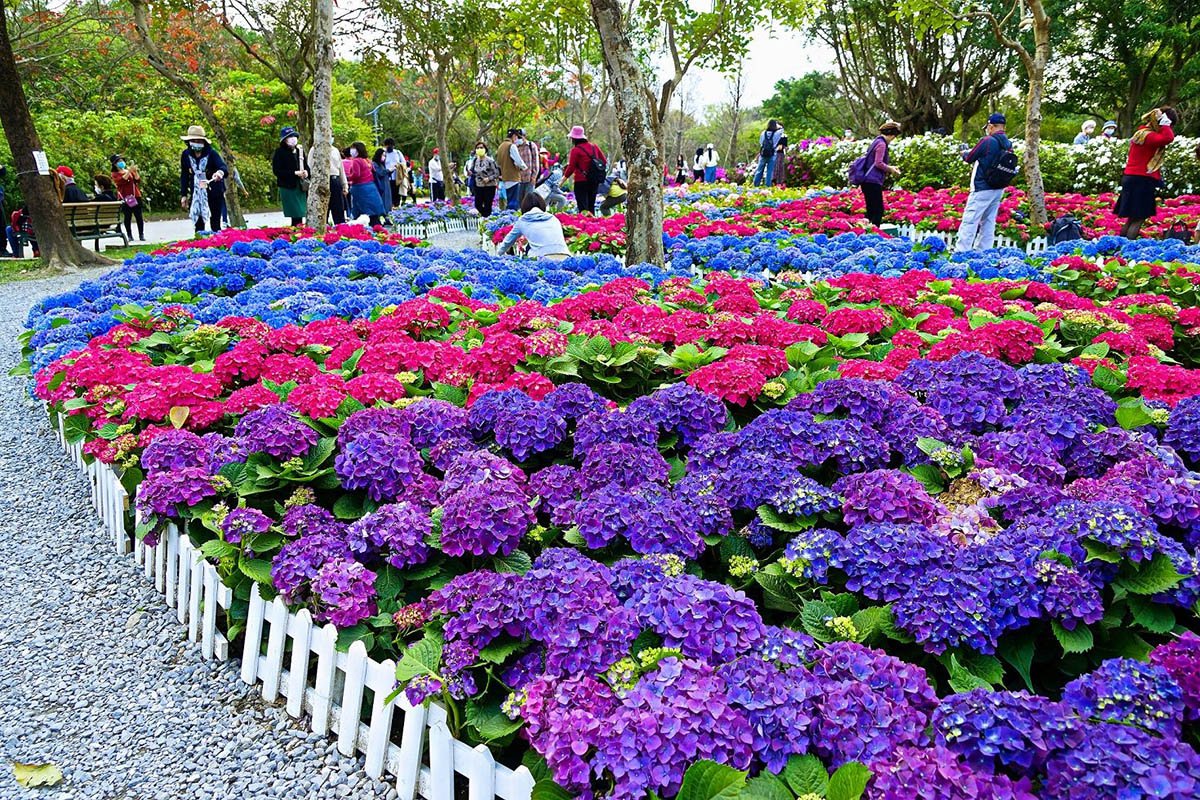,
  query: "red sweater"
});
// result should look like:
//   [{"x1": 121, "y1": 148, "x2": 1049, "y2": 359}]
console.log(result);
[
  {"x1": 1124, "y1": 126, "x2": 1175, "y2": 179},
  {"x1": 562, "y1": 142, "x2": 605, "y2": 184}
]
